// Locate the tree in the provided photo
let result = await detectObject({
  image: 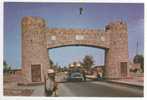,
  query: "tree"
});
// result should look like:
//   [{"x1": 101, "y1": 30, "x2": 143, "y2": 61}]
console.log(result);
[
  {"x1": 133, "y1": 54, "x2": 144, "y2": 72},
  {"x1": 73, "y1": 62, "x2": 77, "y2": 67},
  {"x1": 49, "y1": 59, "x2": 54, "y2": 69},
  {"x1": 3, "y1": 60, "x2": 7, "y2": 73},
  {"x1": 82, "y1": 55, "x2": 94, "y2": 69},
  {"x1": 3, "y1": 60, "x2": 11, "y2": 73}
]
